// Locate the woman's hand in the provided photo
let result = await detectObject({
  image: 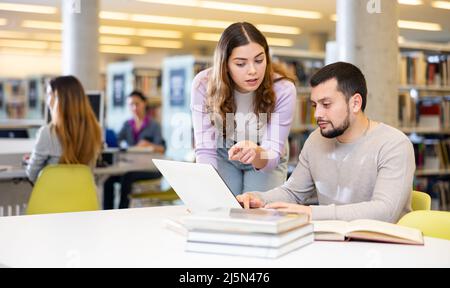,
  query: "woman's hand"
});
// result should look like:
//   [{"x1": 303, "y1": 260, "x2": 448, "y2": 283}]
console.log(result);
[
  {"x1": 265, "y1": 202, "x2": 312, "y2": 219},
  {"x1": 228, "y1": 140, "x2": 258, "y2": 165},
  {"x1": 236, "y1": 192, "x2": 265, "y2": 209}
]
